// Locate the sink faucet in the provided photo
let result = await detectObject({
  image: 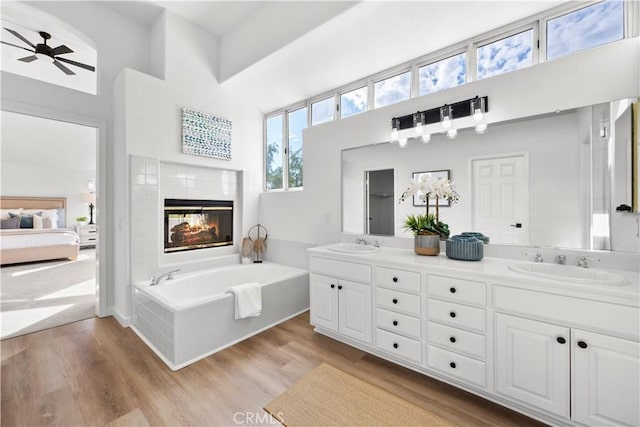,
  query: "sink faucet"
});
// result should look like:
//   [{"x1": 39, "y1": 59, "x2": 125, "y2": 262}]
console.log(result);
[
  {"x1": 151, "y1": 268, "x2": 180, "y2": 286},
  {"x1": 577, "y1": 257, "x2": 600, "y2": 269},
  {"x1": 356, "y1": 236, "x2": 370, "y2": 245},
  {"x1": 554, "y1": 255, "x2": 566, "y2": 265},
  {"x1": 525, "y1": 252, "x2": 543, "y2": 263}
]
